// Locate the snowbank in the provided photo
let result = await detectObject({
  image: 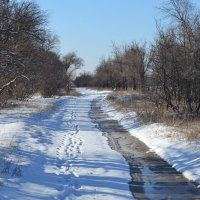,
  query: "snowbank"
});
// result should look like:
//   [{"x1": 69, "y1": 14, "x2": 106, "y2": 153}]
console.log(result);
[{"x1": 101, "y1": 98, "x2": 200, "y2": 186}]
